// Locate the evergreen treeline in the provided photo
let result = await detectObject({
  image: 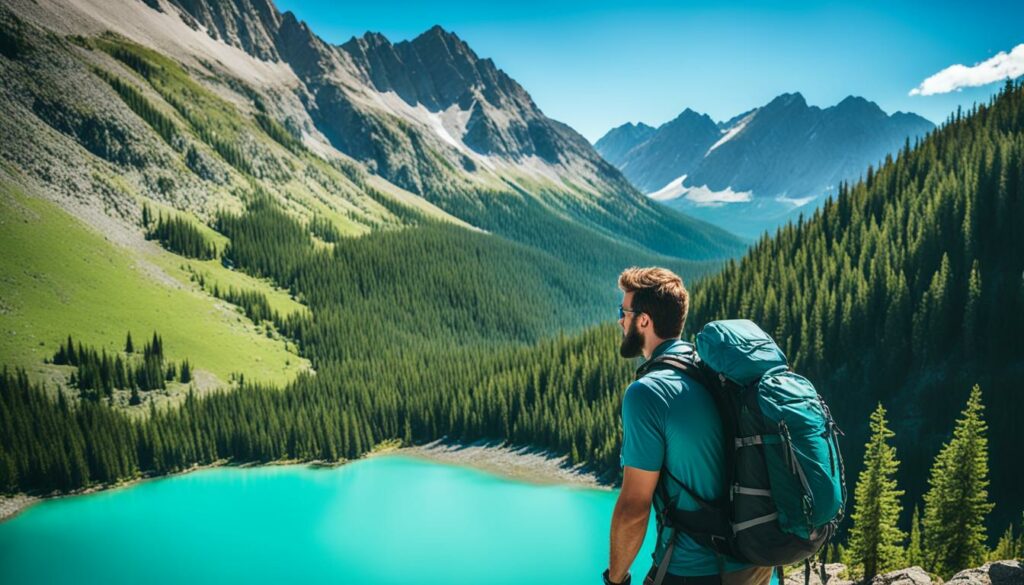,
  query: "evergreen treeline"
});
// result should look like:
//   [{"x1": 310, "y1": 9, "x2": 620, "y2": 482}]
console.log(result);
[
  {"x1": 308, "y1": 215, "x2": 342, "y2": 243},
  {"x1": 0, "y1": 369, "x2": 138, "y2": 491},
  {"x1": 255, "y1": 112, "x2": 304, "y2": 155},
  {"x1": 686, "y1": 79, "x2": 1024, "y2": 533},
  {"x1": 0, "y1": 323, "x2": 629, "y2": 493},
  {"x1": 211, "y1": 285, "x2": 279, "y2": 325},
  {"x1": 49, "y1": 333, "x2": 191, "y2": 400},
  {"x1": 215, "y1": 195, "x2": 628, "y2": 353},
  {"x1": 95, "y1": 35, "x2": 269, "y2": 178},
  {"x1": 146, "y1": 213, "x2": 217, "y2": 259},
  {"x1": 93, "y1": 66, "x2": 178, "y2": 147}
]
